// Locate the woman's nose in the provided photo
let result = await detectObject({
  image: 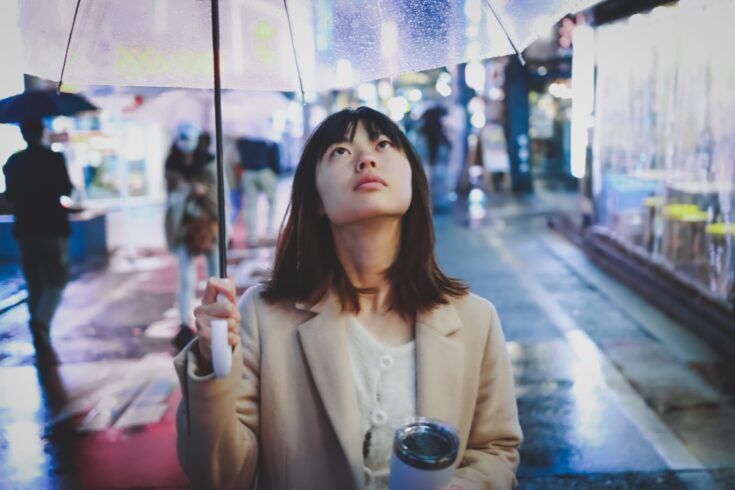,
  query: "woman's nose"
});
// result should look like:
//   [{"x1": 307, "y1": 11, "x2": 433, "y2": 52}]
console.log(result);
[{"x1": 356, "y1": 155, "x2": 377, "y2": 171}]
